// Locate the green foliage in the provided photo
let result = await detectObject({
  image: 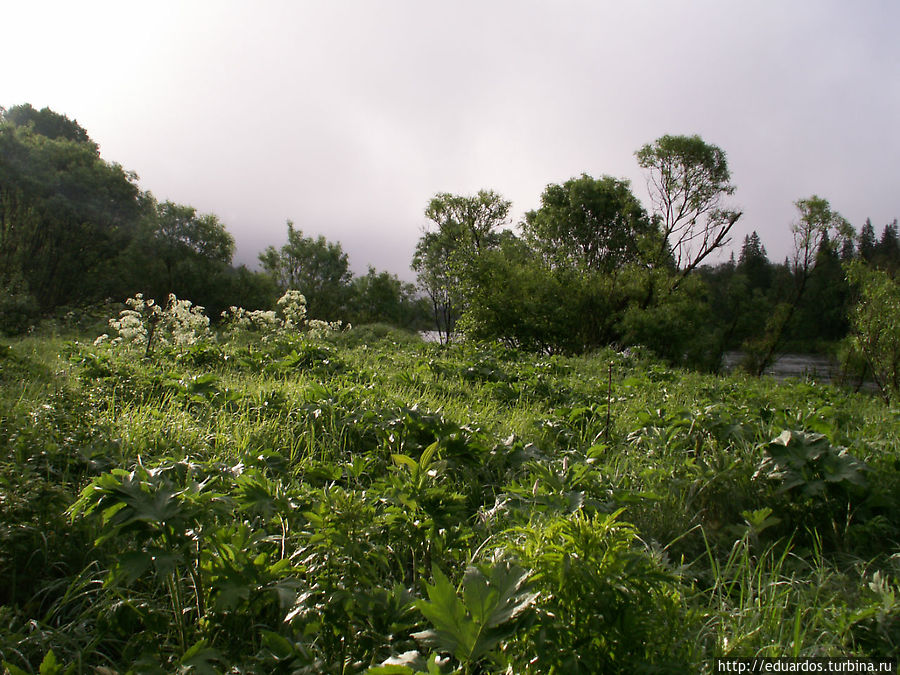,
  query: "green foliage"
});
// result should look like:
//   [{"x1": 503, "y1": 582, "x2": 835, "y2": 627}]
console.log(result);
[
  {"x1": 124, "y1": 199, "x2": 238, "y2": 316},
  {"x1": 0, "y1": 274, "x2": 39, "y2": 336},
  {"x1": 3, "y1": 324, "x2": 900, "y2": 671},
  {"x1": 507, "y1": 510, "x2": 692, "y2": 672},
  {"x1": 335, "y1": 322, "x2": 423, "y2": 349},
  {"x1": 846, "y1": 261, "x2": 900, "y2": 401},
  {"x1": 636, "y1": 133, "x2": 740, "y2": 275},
  {"x1": 0, "y1": 103, "x2": 278, "y2": 319},
  {"x1": 2, "y1": 104, "x2": 94, "y2": 148},
  {"x1": 620, "y1": 272, "x2": 714, "y2": 367},
  {"x1": 0, "y1": 114, "x2": 143, "y2": 309},
  {"x1": 411, "y1": 563, "x2": 535, "y2": 672},
  {"x1": 260, "y1": 221, "x2": 352, "y2": 319},
  {"x1": 755, "y1": 430, "x2": 868, "y2": 498},
  {"x1": 791, "y1": 197, "x2": 853, "y2": 283},
  {"x1": 456, "y1": 244, "x2": 608, "y2": 354},
  {"x1": 412, "y1": 191, "x2": 511, "y2": 342},
  {"x1": 350, "y1": 267, "x2": 429, "y2": 329},
  {"x1": 522, "y1": 173, "x2": 656, "y2": 272}
]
